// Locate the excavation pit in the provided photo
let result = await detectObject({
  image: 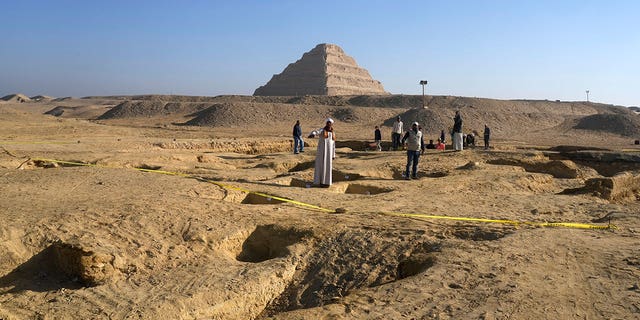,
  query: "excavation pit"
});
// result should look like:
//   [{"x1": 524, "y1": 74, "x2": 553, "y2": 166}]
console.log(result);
[
  {"x1": 29, "y1": 159, "x2": 92, "y2": 169},
  {"x1": 241, "y1": 193, "x2": 286, "y2": 205},
  {"x1": 332, "y1": 183, "x2": 393, "y2": 195},
  {"x1": 548, "y1": 150, "x2": 640, "y2": 177},
  {"x1": 236, "y1": 225, "x2": 312, "y2": 263},
  {"x1": 0, "y1": 241, "x2": 116, "y2": 292},
  {"x1": 135, "y1": 164, "x2": 162, "y2": 170},
  {"x1": 487, "y1": 158, "x2": 579, "y2": 179},
  {"x1": 448, "y1": 226, "x2": 512, "y2": 241},
  {"x1": 289, "y1": 178, "x2": 311, "y2": 188},
  {"x1": 397, "y1": 252, "x2": 437, "y2": 279},
  {"x1": 223, "y1": 190, "x2": 289, "y2": 205},
  {"x1": 333, "y1": 171, "x2": 362, "y2": 182},
  {"x1": 261, "y1": 231, "x2": 438, "y2": 316},
  {"x1": 288, "y1": 161, "x2": 315, "y2": 172}
]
